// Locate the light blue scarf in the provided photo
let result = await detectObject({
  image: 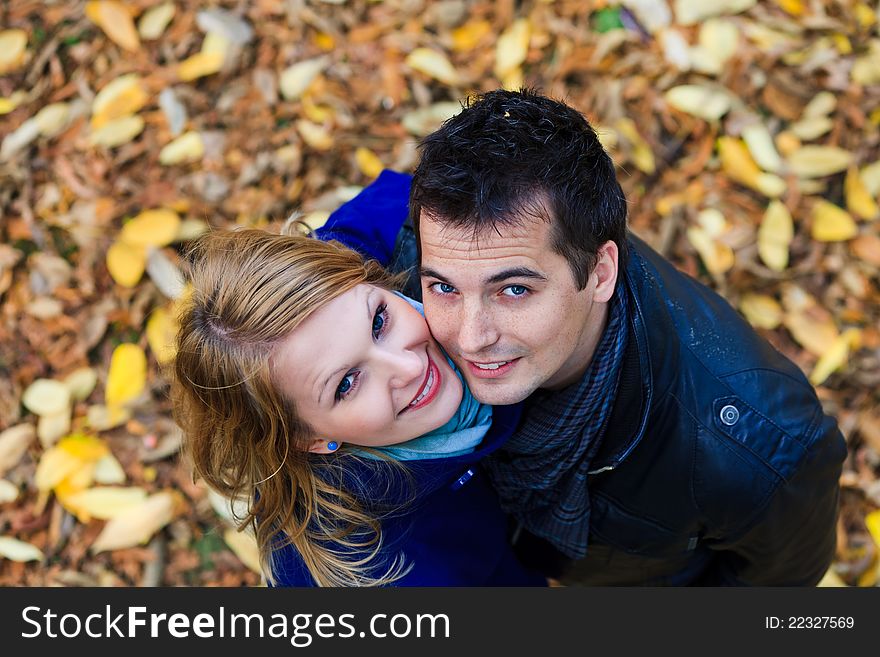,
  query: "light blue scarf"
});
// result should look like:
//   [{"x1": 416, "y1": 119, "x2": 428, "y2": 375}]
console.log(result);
[{"x1": 359, "y1": 294, "x2": 492, "y2": 461}]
